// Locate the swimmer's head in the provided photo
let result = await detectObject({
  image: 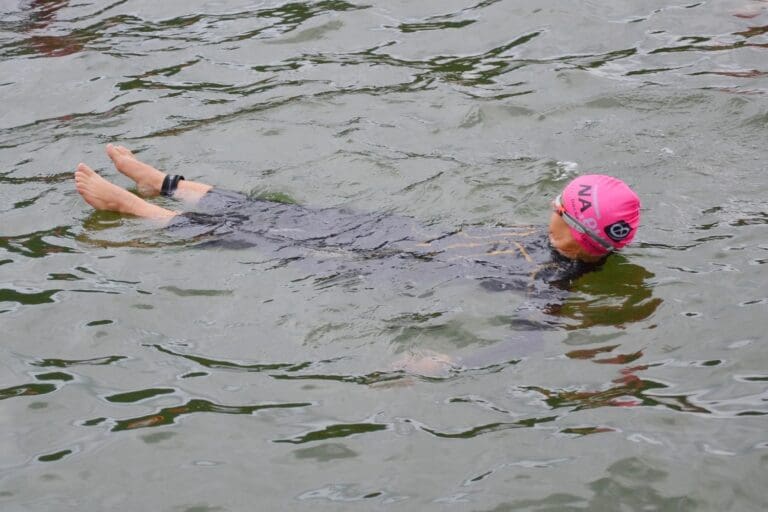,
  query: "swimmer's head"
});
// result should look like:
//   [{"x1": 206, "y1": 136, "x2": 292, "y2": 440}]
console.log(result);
[{"x1": 549, "y1": 175, "x2": 640, "y2": 262}]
